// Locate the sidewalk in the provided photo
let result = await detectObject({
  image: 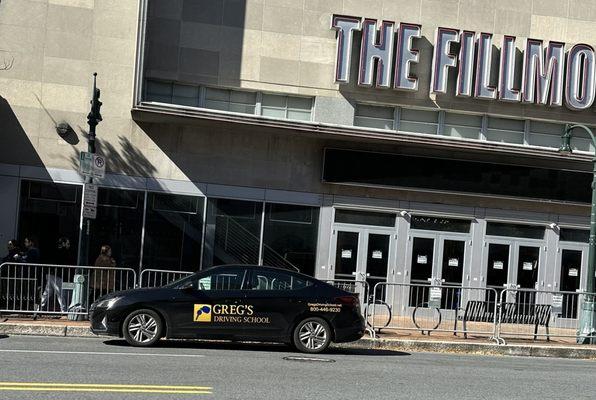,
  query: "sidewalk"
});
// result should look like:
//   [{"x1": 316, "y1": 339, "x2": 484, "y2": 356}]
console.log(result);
[{"x1": 1, "y1": 317, "x2": 595, "y2": 359}]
